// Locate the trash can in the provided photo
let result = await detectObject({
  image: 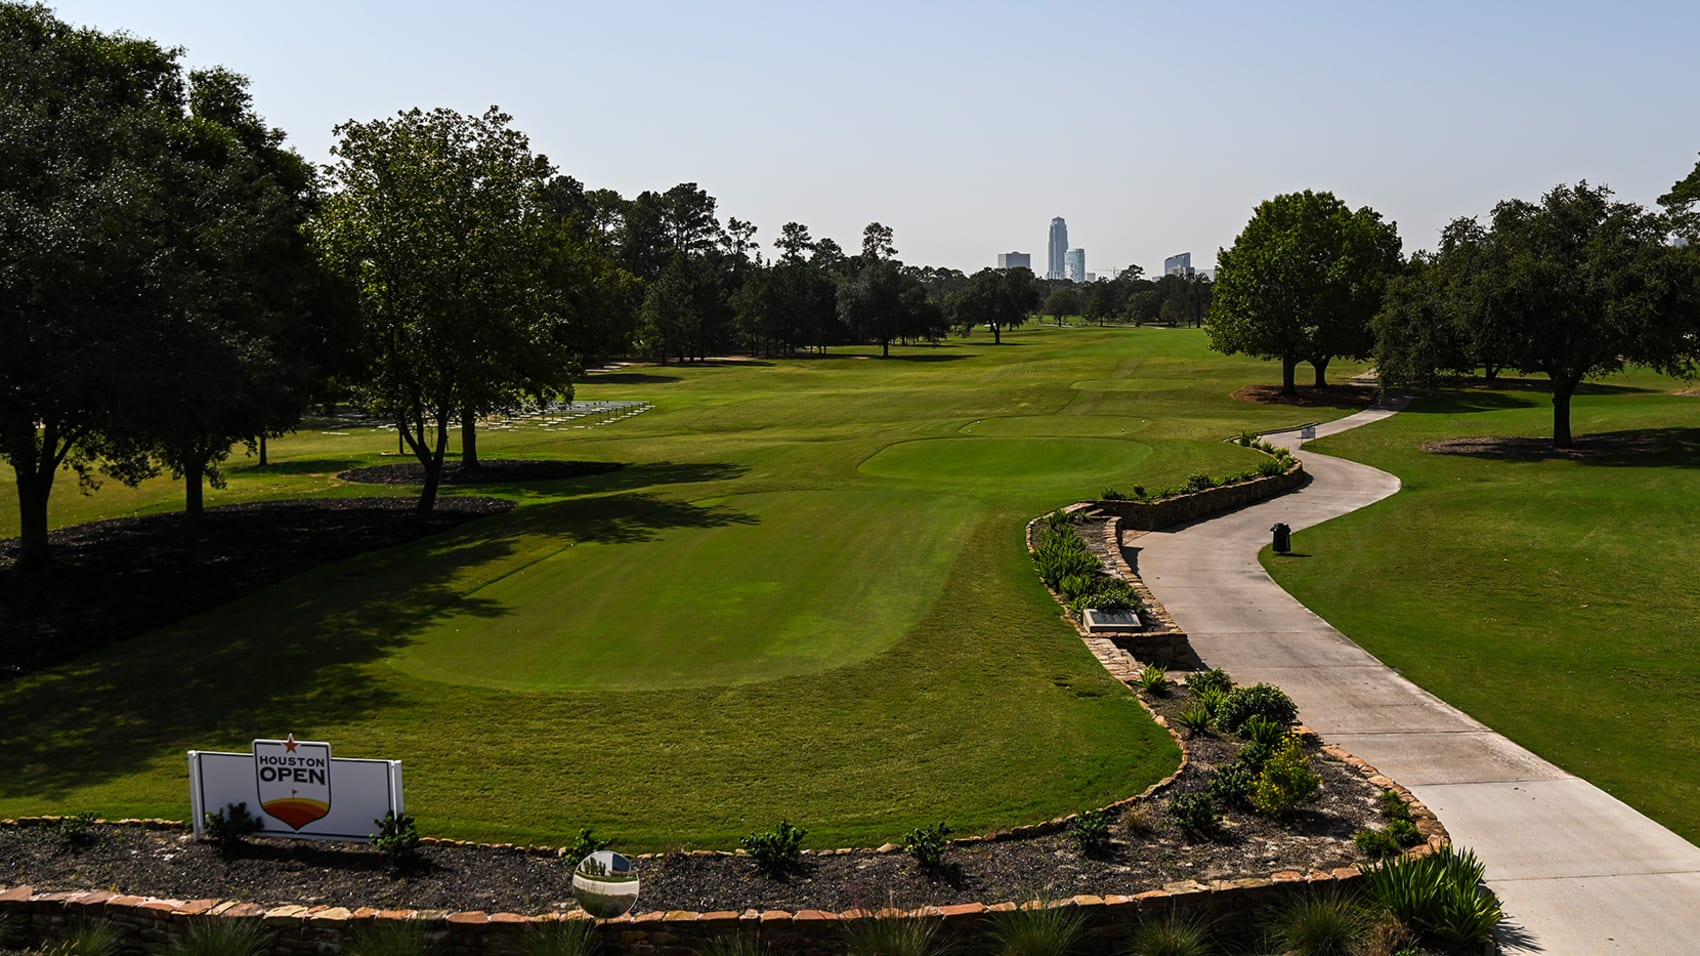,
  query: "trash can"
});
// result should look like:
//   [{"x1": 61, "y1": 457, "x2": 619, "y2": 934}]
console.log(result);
[{"x1": 1271, "y1": 522, "x2": 1292, "y2": 554}]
